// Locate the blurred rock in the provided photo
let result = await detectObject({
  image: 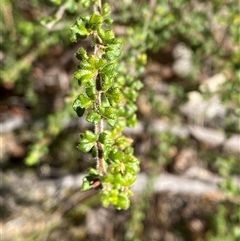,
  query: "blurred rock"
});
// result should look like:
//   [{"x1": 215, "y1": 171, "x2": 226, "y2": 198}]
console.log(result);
[
  {"x1": 172, "y1": 43, "x2": 193, "y2": 78},
  {"x1": 149, "y1": 119, "x2": 169, "y2": 133},
  {"x1": 223, "y1": 135, "x2": 240, "y2": 154},
  {"x1": 180, "y1": 91, "x2": 226, "y2": 128},
  {"x1": 200, "y1": 73, "x2": 227, "y2": 93},
  {"x1": 173, "y1": 148, "x2": 201, "y2": 174},
  {"x1": 189, "y1": 126, "x2": 225, "y2": 147},
  {"x1": 184, "y1": 166, "x2": 222, "y2": 184},
  {"x1": 86, "y1": 208, "x2": 112, "y2": 237},
  {"x1": 170, "y1": 125, "x2": 190, "y2": 139}
]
